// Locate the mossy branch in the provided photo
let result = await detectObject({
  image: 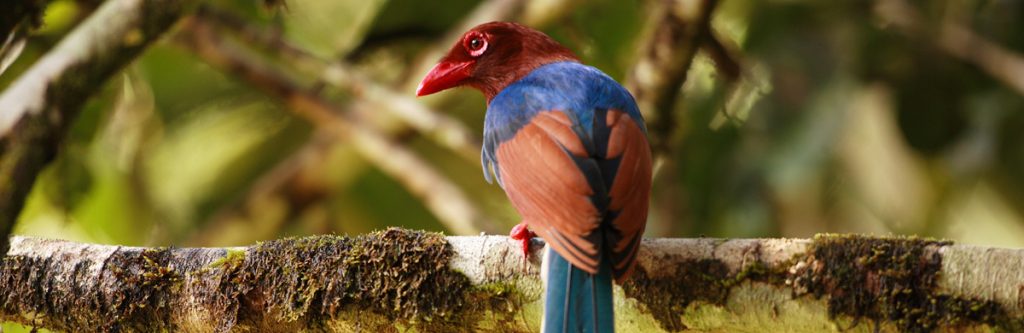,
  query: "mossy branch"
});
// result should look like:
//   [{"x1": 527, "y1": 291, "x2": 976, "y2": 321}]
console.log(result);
[{"x1": 2, "y1": 229, "x2": 1022, "y2": 332}]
